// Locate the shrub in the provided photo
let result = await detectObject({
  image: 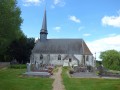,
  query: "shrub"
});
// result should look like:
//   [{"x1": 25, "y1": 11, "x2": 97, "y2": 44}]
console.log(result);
[
  {"x1": 69, "y1": 70, "x2": 74, "y2": 74},
  {"x1": 10, "y1": 64, "x2": 26, "y2": 69}
]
